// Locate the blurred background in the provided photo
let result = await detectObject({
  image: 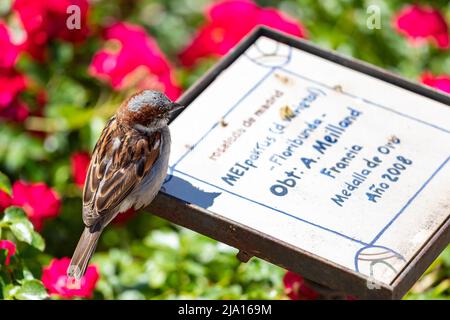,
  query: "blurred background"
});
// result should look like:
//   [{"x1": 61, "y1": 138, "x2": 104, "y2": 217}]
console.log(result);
[{"x1": 0, "y1": 0, "x2": 449, "y2": 300}]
